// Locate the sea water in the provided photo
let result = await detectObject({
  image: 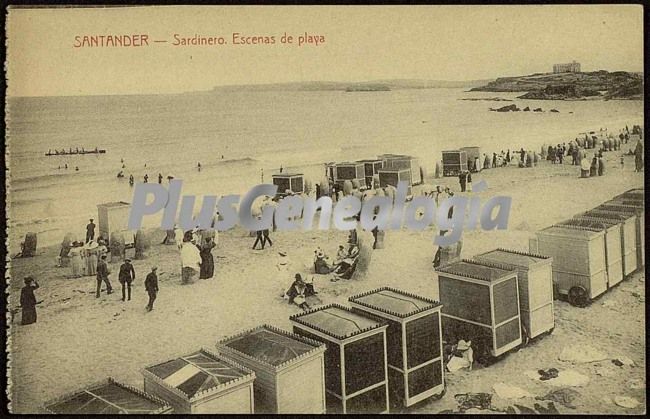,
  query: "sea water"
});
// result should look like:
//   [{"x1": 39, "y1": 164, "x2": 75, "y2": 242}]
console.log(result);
[{"x1": 6, "y1": 88, "x2": 643, "y2": 250}]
